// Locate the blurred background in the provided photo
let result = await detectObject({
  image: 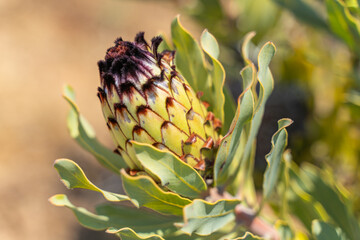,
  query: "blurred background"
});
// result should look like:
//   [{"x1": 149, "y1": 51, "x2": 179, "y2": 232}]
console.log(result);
[{"x1": 1, "y1": 0, "x2": 359, "y2": 239}]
